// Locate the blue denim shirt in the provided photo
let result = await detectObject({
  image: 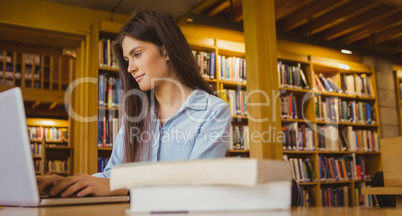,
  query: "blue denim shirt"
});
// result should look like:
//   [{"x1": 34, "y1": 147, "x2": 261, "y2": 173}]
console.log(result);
[{"x1": 93, "y1": 89, "x2": 231, "y2": 178}]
